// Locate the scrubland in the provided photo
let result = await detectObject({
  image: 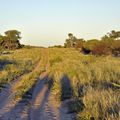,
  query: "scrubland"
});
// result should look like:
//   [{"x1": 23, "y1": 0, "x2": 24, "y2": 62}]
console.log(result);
[
  {"x1": 0, "y1": 47, "x2": 120, "y2": 120},
  {"x1": 49, "y1": 48, "x2": 120, "y2": 120}
]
